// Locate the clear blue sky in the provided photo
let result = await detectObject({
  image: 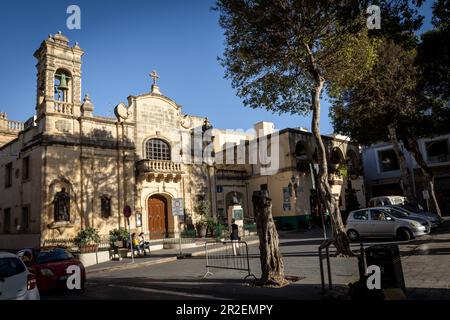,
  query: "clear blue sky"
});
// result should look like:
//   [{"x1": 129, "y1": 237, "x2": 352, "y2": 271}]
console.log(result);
[{"x1": 0, "y1": 0, "x2": 435, "y2": 134}]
